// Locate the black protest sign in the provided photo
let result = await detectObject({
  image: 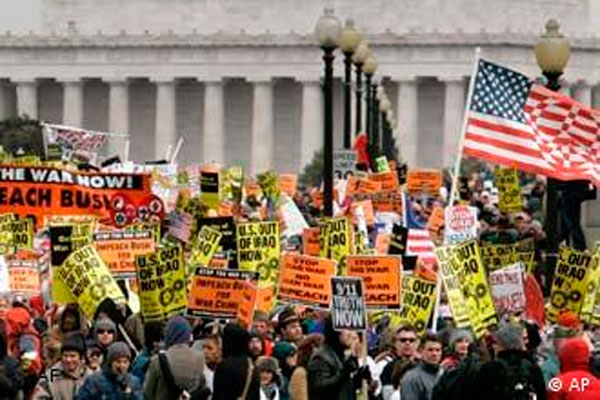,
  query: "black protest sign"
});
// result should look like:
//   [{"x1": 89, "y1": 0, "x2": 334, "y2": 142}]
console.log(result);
[
  {"x1": 388, "y1": 224, "x2": 408, "y2": 255},
  {"x1": 197, "y1": 216, "x2": 237, "y2": 268},
  {"x1": 331, "y1": 276, "x2": 367, "y2": 331}
]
